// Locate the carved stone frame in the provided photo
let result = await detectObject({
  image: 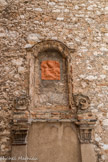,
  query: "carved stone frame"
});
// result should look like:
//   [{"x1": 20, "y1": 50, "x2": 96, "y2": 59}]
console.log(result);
[{"x1": 27, "y1": 40, "x2": 75, "y2": 111}]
